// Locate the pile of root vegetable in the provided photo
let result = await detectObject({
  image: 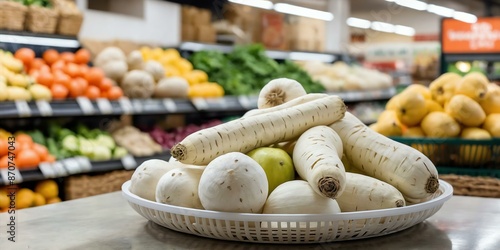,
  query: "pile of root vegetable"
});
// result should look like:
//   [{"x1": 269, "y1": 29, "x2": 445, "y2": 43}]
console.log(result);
[{"x1": 128, "y1": 78, "x2": 441, "y2": 215}]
